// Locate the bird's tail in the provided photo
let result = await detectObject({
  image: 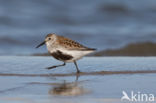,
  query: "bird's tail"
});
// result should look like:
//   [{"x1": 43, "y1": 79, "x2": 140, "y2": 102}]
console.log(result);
[{"x1": 86, "y1": 48, "x2": 97, "y2": 51}]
